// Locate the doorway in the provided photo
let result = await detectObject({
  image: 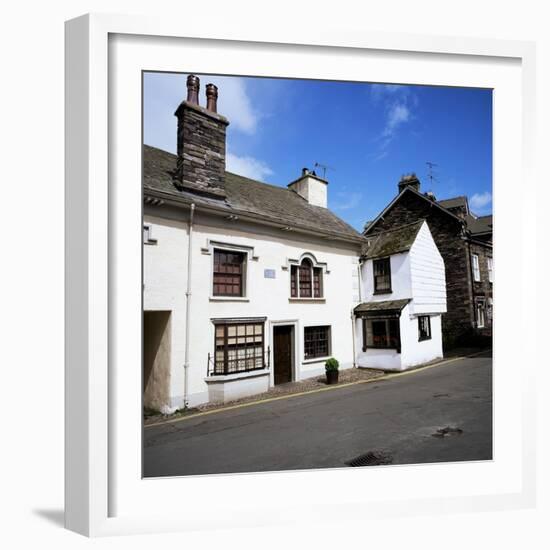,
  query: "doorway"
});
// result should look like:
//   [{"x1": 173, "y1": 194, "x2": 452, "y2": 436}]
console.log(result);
[
  {"x1": 143, "y1": 310, "x2": 171, "y2": 412},
  {"x1": 273, "y1": 325, "x2": 294, "y2": 385}
]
